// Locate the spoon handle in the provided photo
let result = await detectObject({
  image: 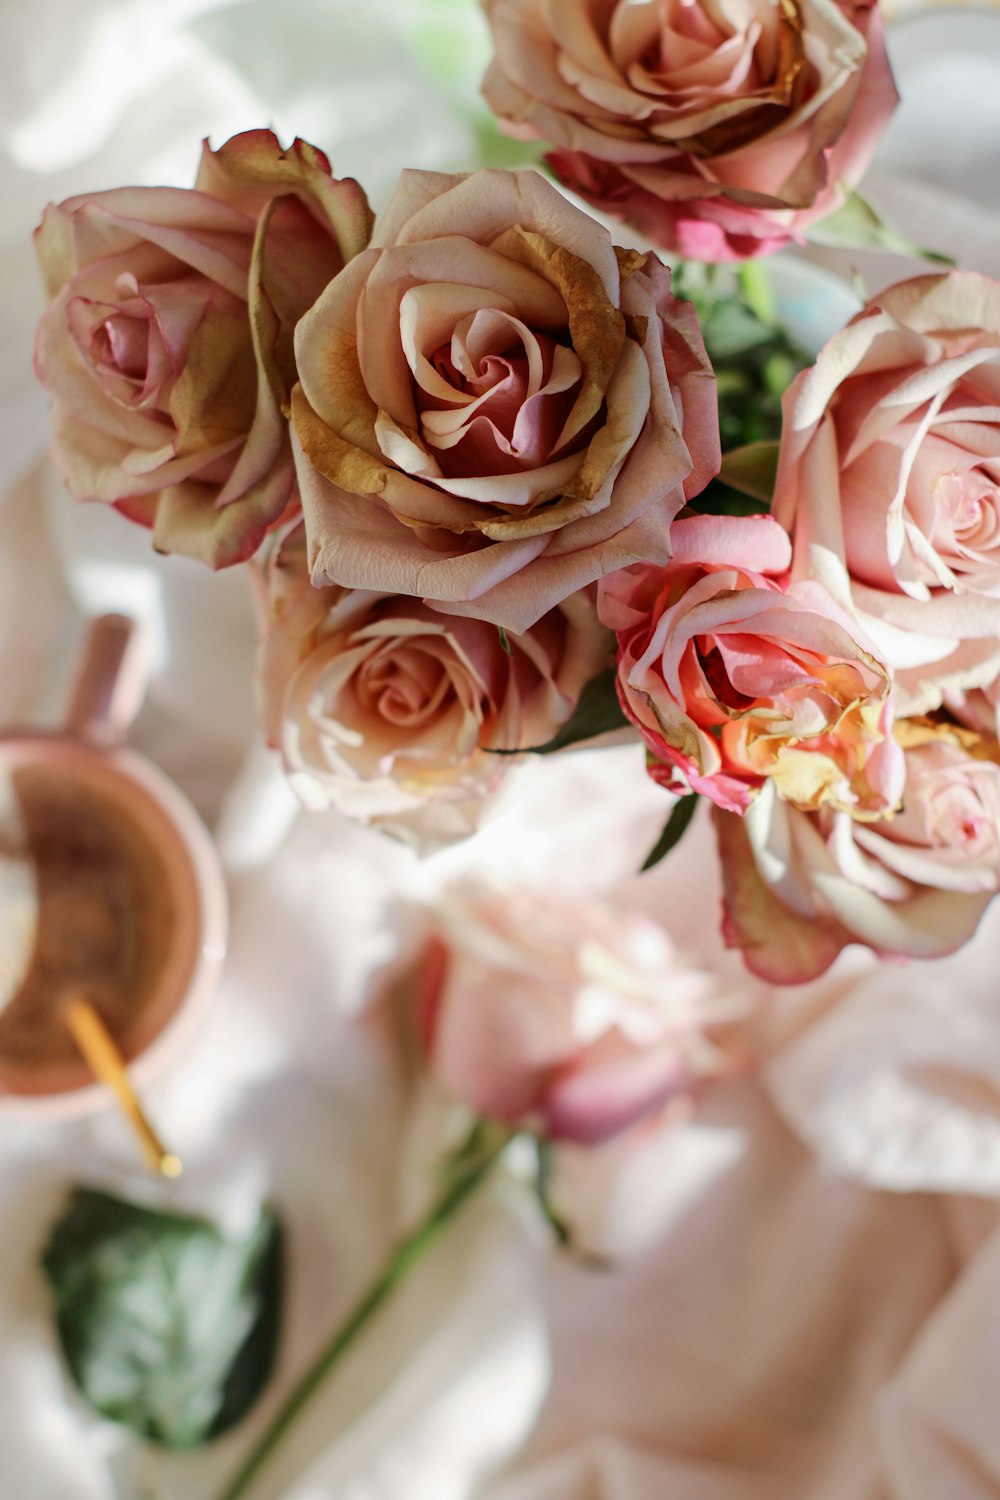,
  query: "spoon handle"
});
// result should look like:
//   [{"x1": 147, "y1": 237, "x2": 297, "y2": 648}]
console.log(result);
[{"x1": 63, "y1": 993, "x2": 182, "y2": 1178}]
